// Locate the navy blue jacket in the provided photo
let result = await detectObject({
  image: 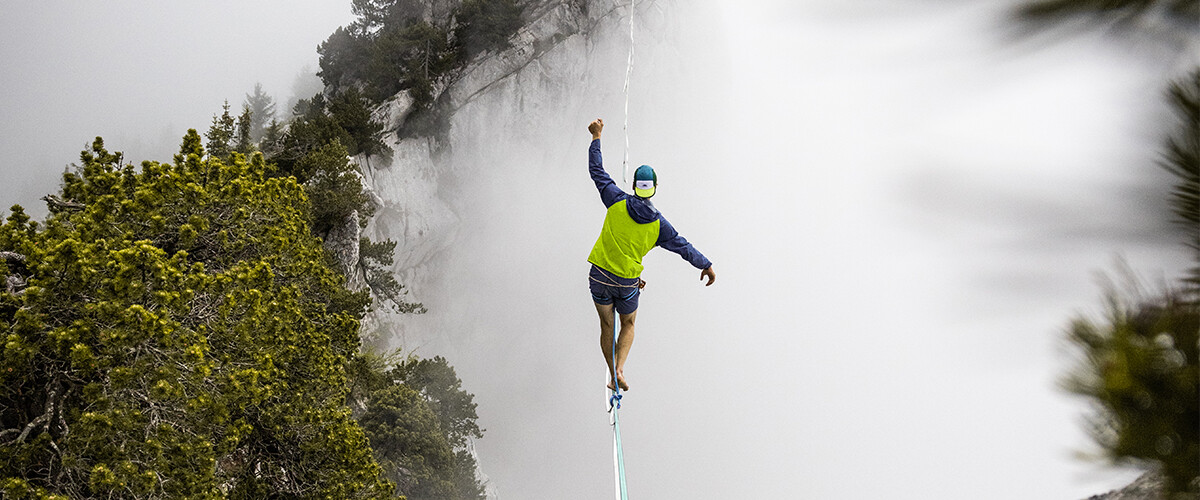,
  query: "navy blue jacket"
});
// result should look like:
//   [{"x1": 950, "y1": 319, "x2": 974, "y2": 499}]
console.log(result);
[{"x1": 589, "y1": 139, "x2": 711, "y2": 271}]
